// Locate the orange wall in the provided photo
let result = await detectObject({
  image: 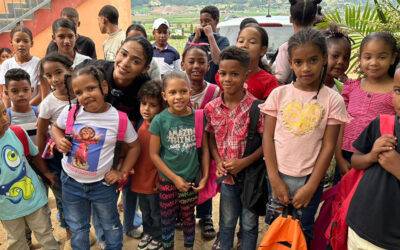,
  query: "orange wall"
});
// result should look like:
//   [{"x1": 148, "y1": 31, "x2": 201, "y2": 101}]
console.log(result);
[{"x1": 31, "y1": 0, "x2": 131, "y2": 59}]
